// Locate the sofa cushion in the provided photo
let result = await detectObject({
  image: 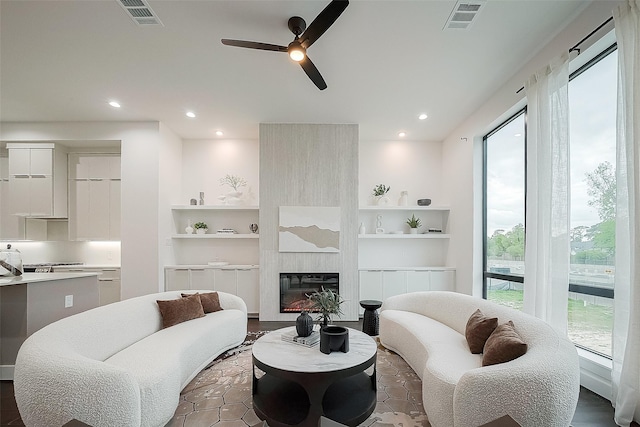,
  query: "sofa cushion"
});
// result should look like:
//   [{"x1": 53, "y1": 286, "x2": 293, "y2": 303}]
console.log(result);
[
  {"x1": 482, "y1": 320, "x2": 528, "y2": 366},
  {"x1": 157, "y1": 293, "x2": 205, "y2": 329},
  {"x1": 182, "y1": 292, "x2": 222, "y2": 313},
  {"x1": 465, "y1": 309, "x2": 498, "y2": 354}
]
